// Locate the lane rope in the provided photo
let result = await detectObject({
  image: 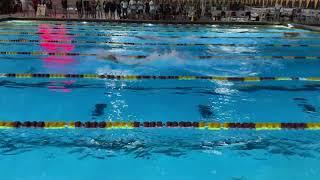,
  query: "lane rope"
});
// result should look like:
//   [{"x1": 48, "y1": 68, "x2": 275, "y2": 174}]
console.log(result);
[
  {"x1": 1, "y1": 27, "x2": 237, "y2": 33},
  {"x1": 3, "y1": 26, "x2": 320, "y2": 34},
  {"x1": 2, "y1": 22, "x2": 320, "y2": 33},
  {"x1": 0, "y1": 121, "x2": 320, "y2": 130},
  {"x1": 1, "y1": 73, "x2": 320, "y2": 81},
  {"x1": 0, "y1": 51, "x2": 320, "y2": 60},
  {"x1": 0, "y1": 32, "x2": 318, "y2": 39},
  {"x1": 1, "y1": 39, "x2": 319, "y2": 47},
  {"x1": 4, "y1": 22, "x2": 230, "y2": 28}
]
